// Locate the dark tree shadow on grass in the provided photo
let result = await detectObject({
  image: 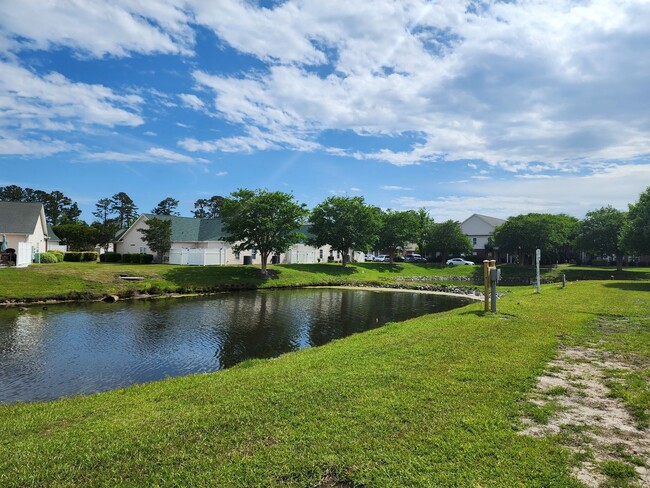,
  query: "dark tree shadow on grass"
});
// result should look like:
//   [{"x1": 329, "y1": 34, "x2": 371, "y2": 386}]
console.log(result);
[{"x1": 603, "y1": 282, "x2": 650, "y2": 293}]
